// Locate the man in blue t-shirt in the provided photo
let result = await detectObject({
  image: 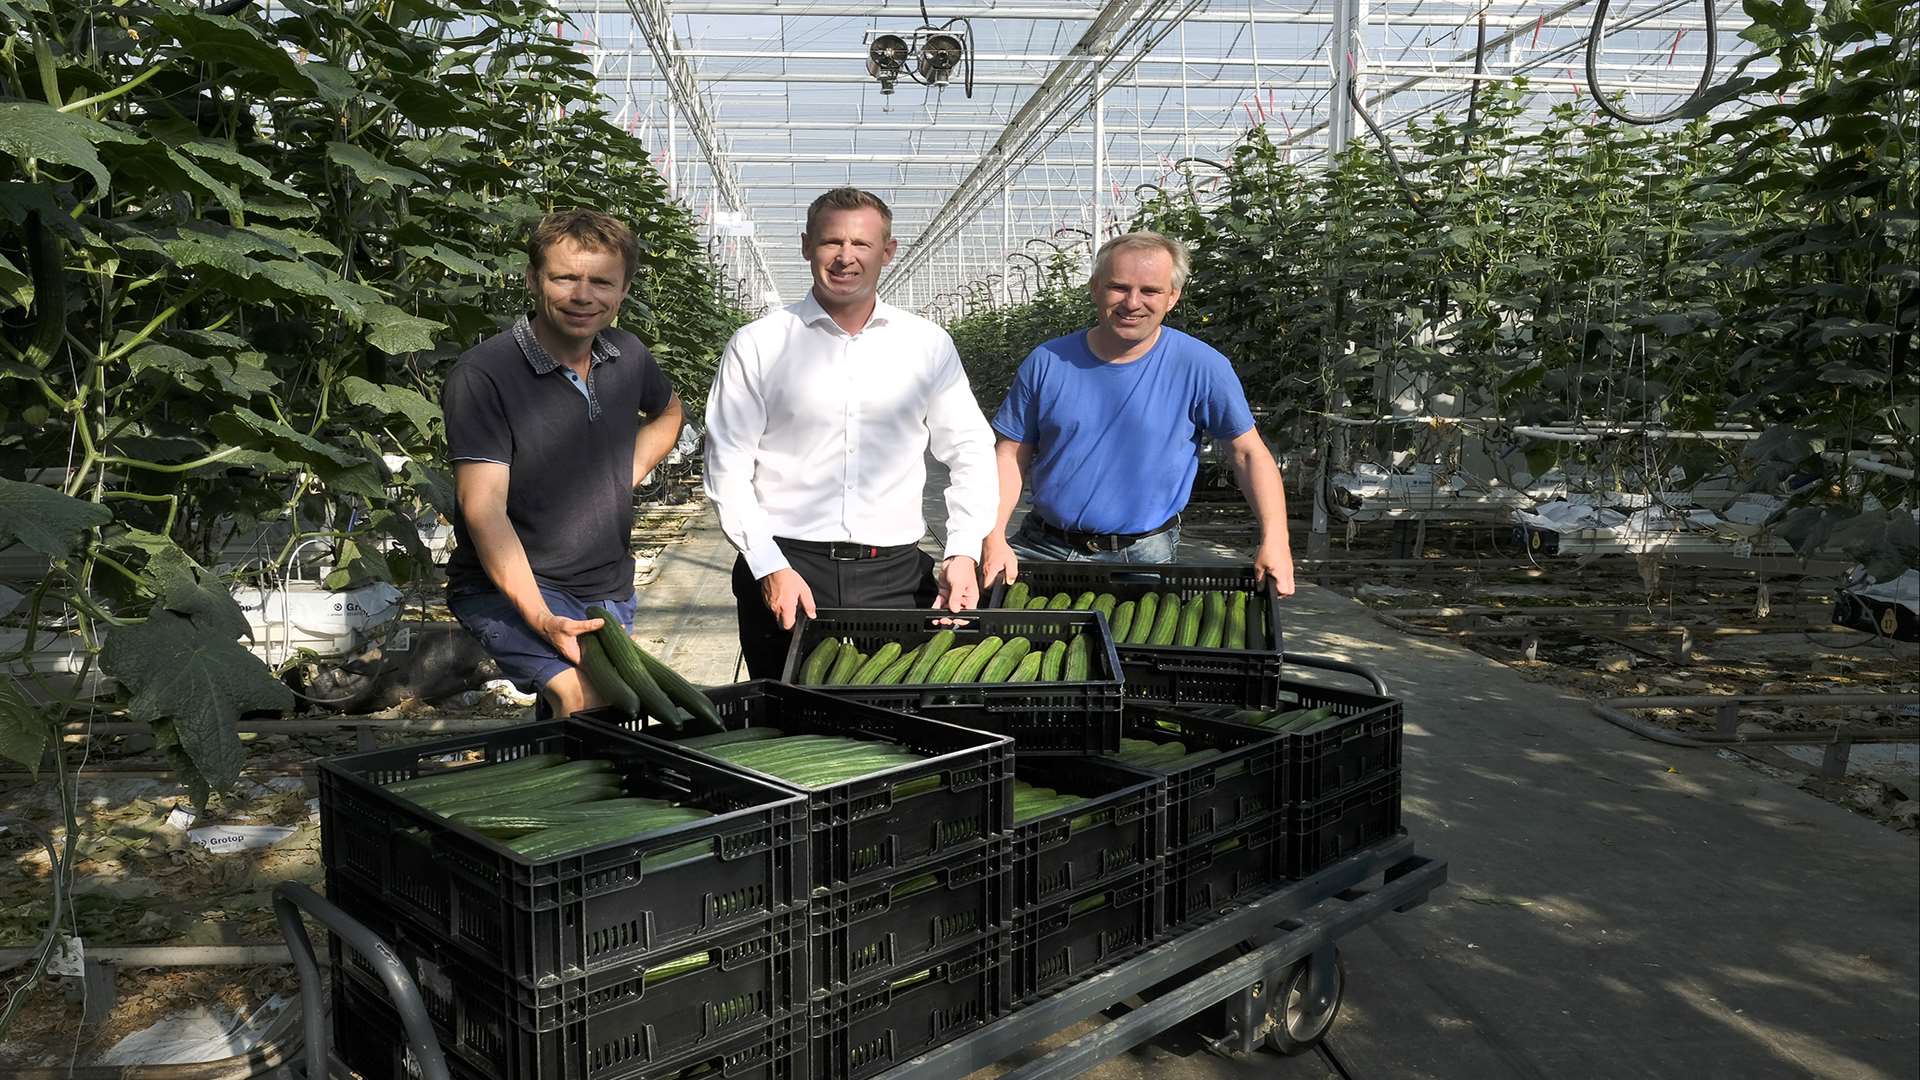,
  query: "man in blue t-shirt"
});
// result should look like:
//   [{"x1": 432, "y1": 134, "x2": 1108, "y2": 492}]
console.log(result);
[{"x1": 982, "y1": 231, "x2": 1295, "y2": 595}]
